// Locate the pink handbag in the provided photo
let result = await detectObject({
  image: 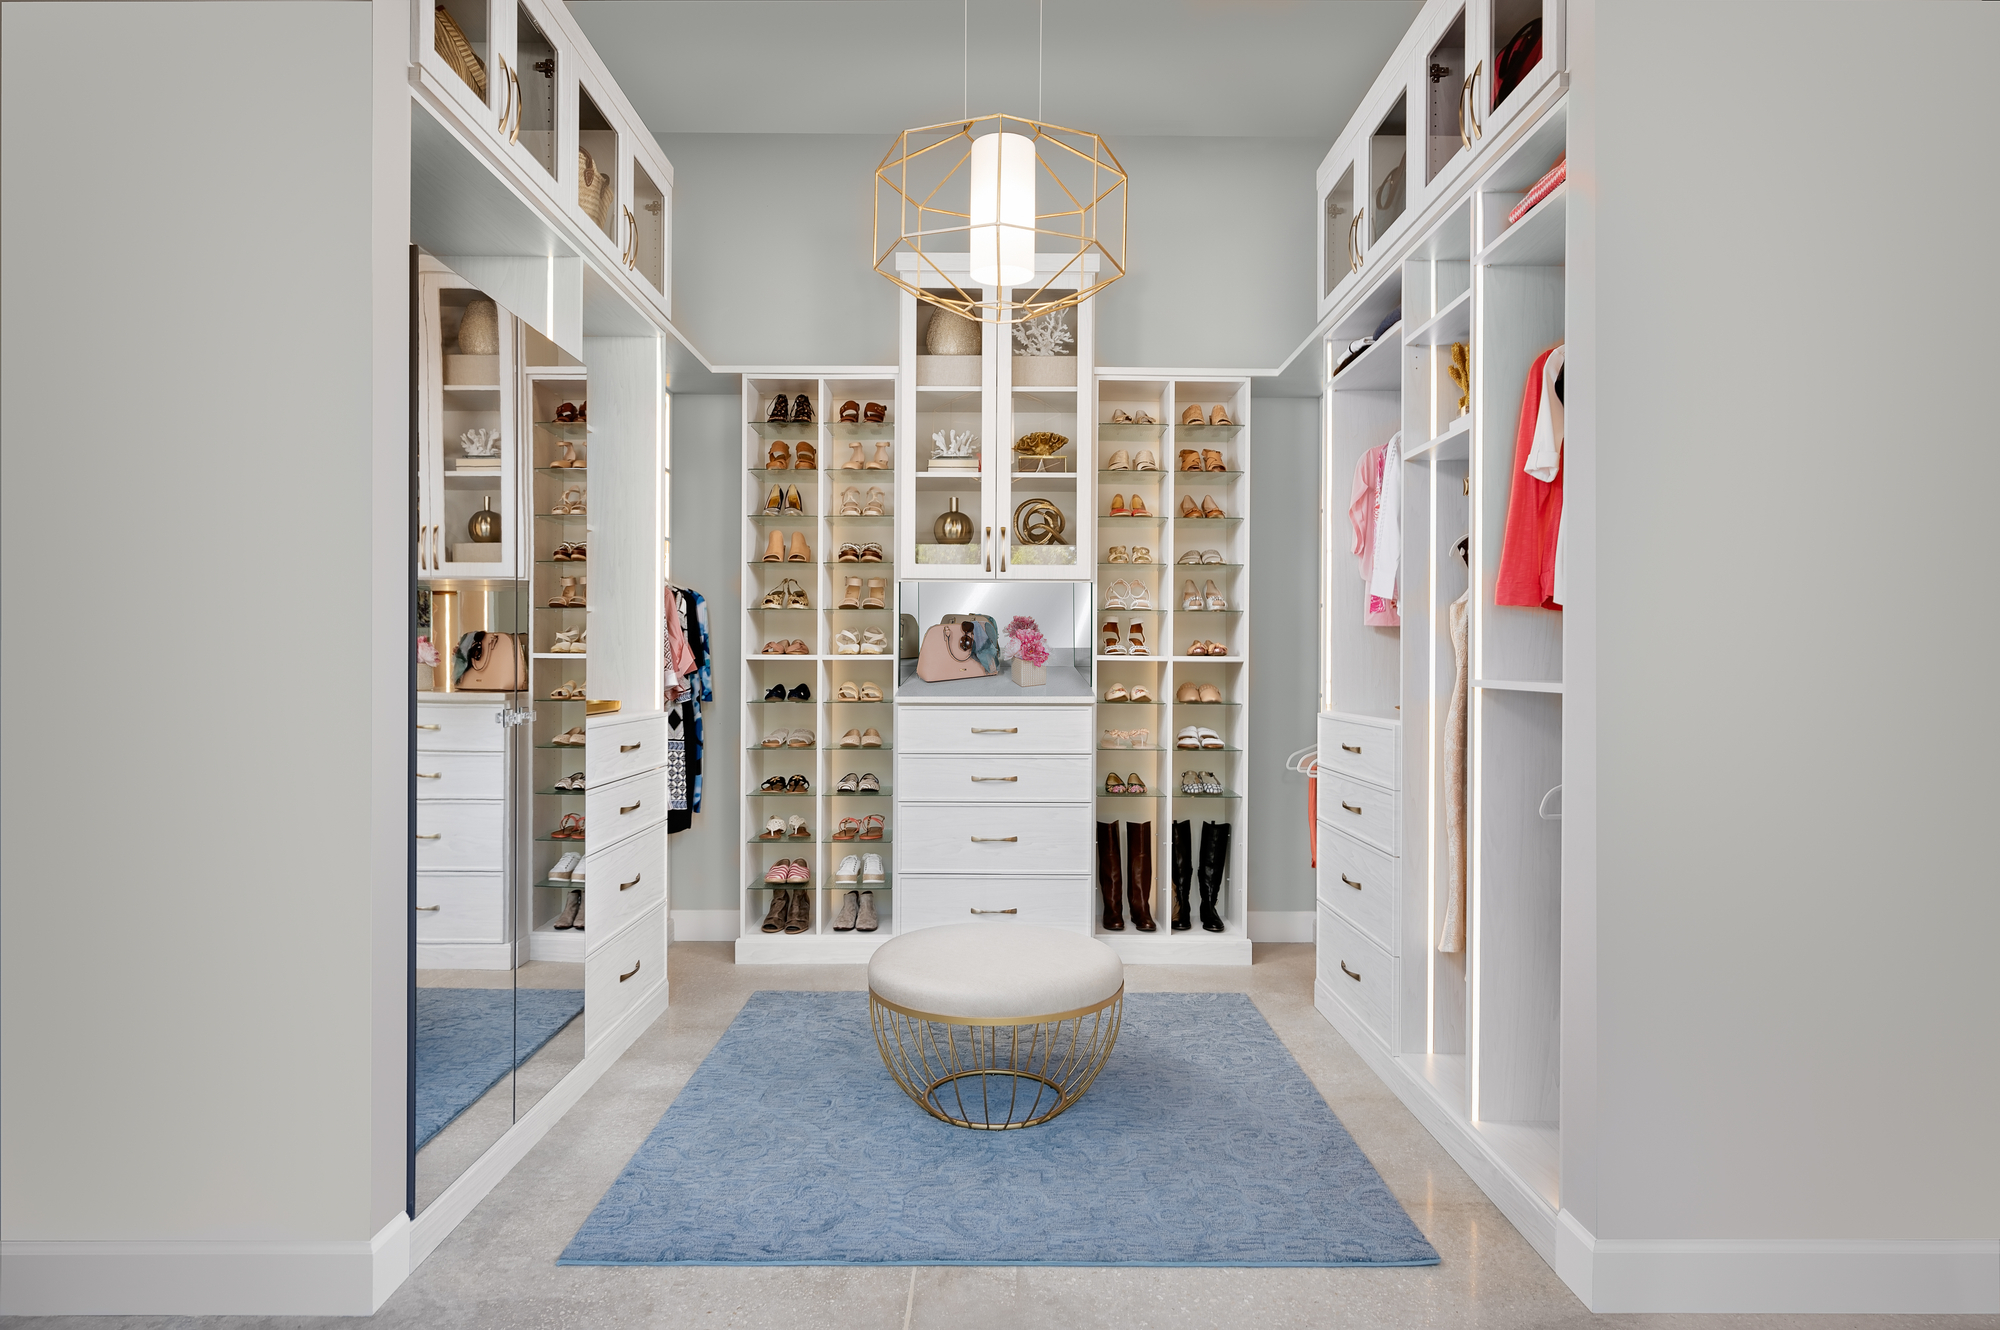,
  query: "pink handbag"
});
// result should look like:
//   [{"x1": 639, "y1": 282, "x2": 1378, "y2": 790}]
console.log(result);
[
  {"x1": 458, "y1": 631, "x2": 527, "y2": 691},
  {"x1": 915, "y1": 616, "x2": 998, "y2": 682}
]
